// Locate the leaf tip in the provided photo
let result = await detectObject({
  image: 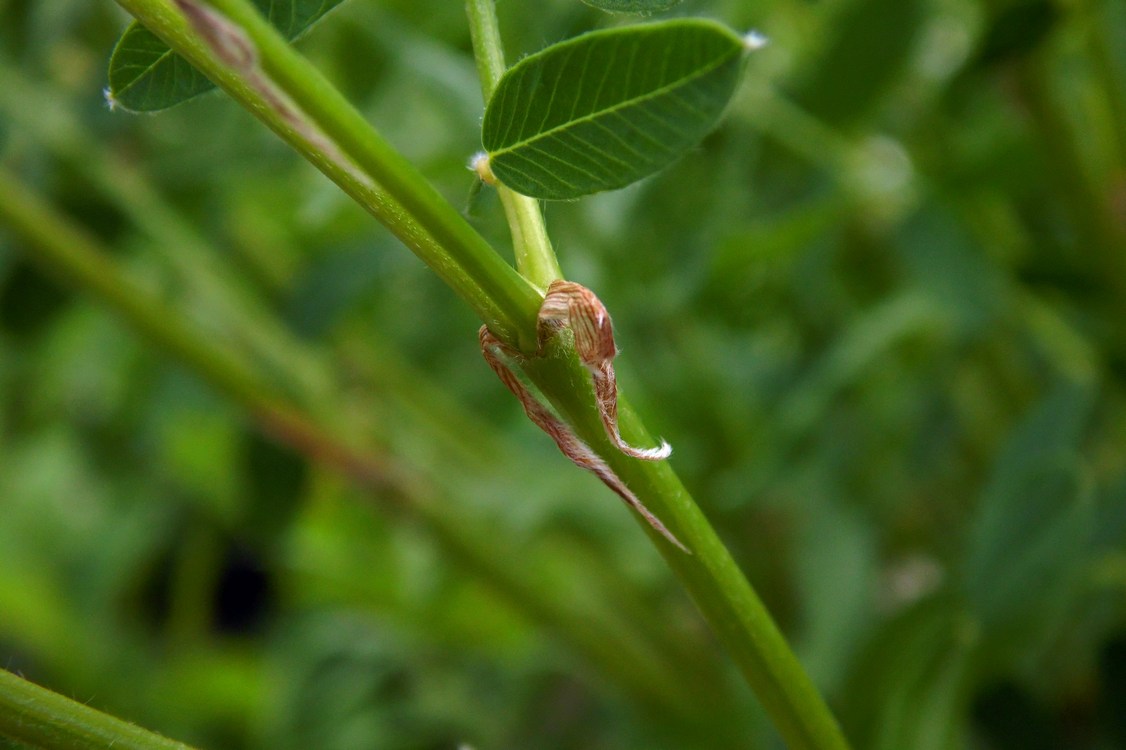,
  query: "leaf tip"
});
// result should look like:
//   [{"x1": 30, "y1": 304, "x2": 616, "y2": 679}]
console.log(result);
[
  {"x1": 743, "y1": 29, "x2": 769, "y2": 51},
  {"x1": 103, "y1": 87, "x2": 119, "y2": 113}
]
